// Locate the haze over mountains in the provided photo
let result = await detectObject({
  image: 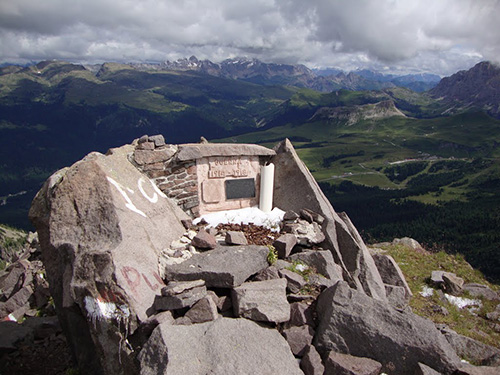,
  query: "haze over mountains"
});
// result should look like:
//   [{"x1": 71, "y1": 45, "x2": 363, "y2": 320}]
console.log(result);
[{"x1": 83, "y1": 55, "x2": 442, "y2": 93}]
